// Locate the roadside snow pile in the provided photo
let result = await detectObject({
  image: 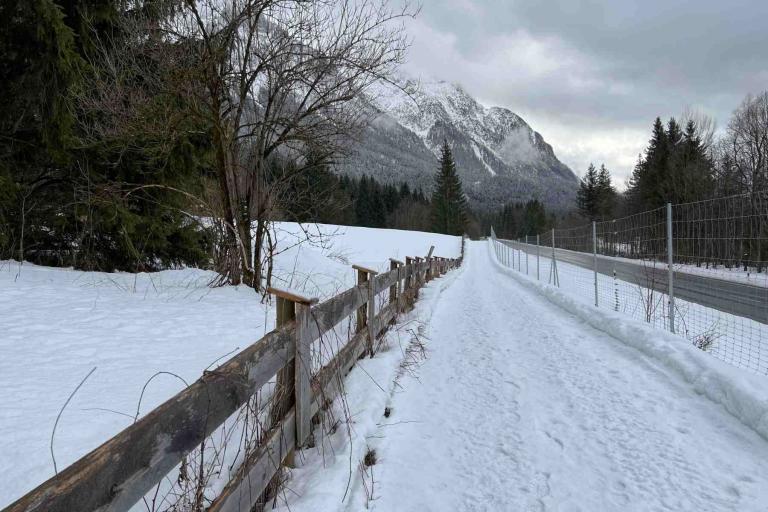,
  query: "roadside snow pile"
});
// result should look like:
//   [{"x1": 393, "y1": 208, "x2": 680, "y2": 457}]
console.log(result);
[
  {"x1": 487, "y1": 240, "x2": 768, "y2": 442},
  {"x1": 0, "y1": 223, "x2": 459, "y2": 508}
]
